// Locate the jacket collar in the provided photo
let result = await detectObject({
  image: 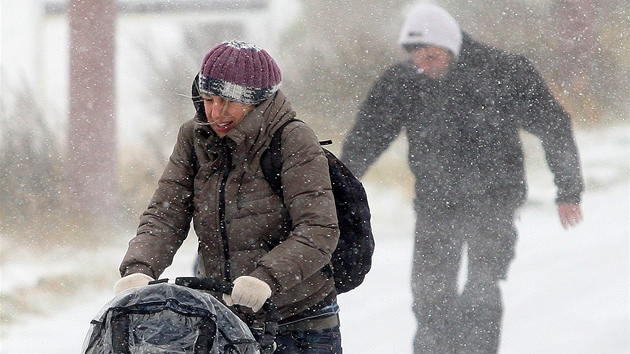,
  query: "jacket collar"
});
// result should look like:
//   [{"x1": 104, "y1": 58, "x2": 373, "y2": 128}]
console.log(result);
[{"x1": 228, "y1": 90, "x2": 293, "y2": 144}]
